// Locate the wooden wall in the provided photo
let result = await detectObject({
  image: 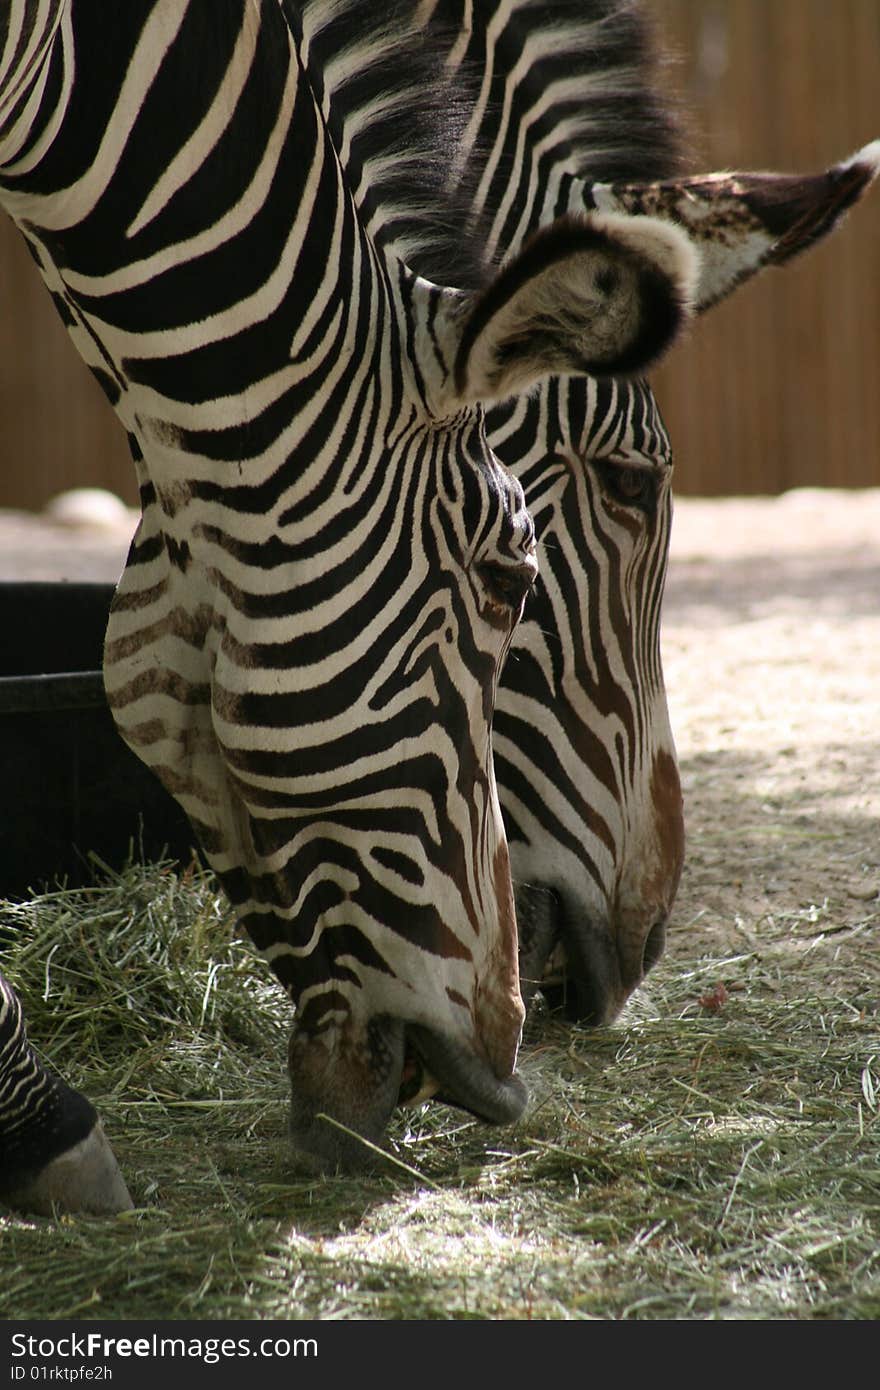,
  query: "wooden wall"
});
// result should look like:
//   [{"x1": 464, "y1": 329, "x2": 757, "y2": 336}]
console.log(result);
[
  {"x1": 646, "y1": 0, "x2": 880, "y2": 494},
  {"x1": 0, "y1": 220, "x2": 137, "y2": 511},
  {"x1": 0, "y1": 1, "x2": 878, "y2": 507}
]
